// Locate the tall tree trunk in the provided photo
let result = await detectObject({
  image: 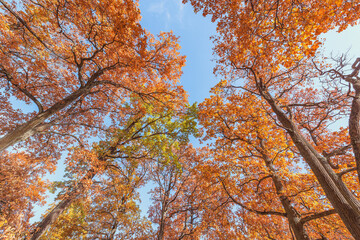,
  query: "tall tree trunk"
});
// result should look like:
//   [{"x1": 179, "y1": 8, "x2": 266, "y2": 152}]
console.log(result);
[
  {"x1": 349, "y1": 82, "x2": 360, "y2": 184},
  {"x1": 262, "y1": 153, "x2": 310, "y2": 240},
  {"x1": 0, "y1": 77, "x2": 100, "y2": 152},
  {"x1": 261, "y1": 90, "x2": 360, "y2": 238},
  {"x1": 157, "y1": 208, "x2": 166, "y2": 240},
  {"x1": 29, "y1": 169, "x2": 97, "y2": 240},
  {"x1": 346, "y1": 58, "x2": 360, "y2": 184},
  {"x1": 157, "y1": 190, "x2": 171, "y2": 240},
  {"x1": 29, "y1": 124, "x2": 135, "y2": 240}
]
